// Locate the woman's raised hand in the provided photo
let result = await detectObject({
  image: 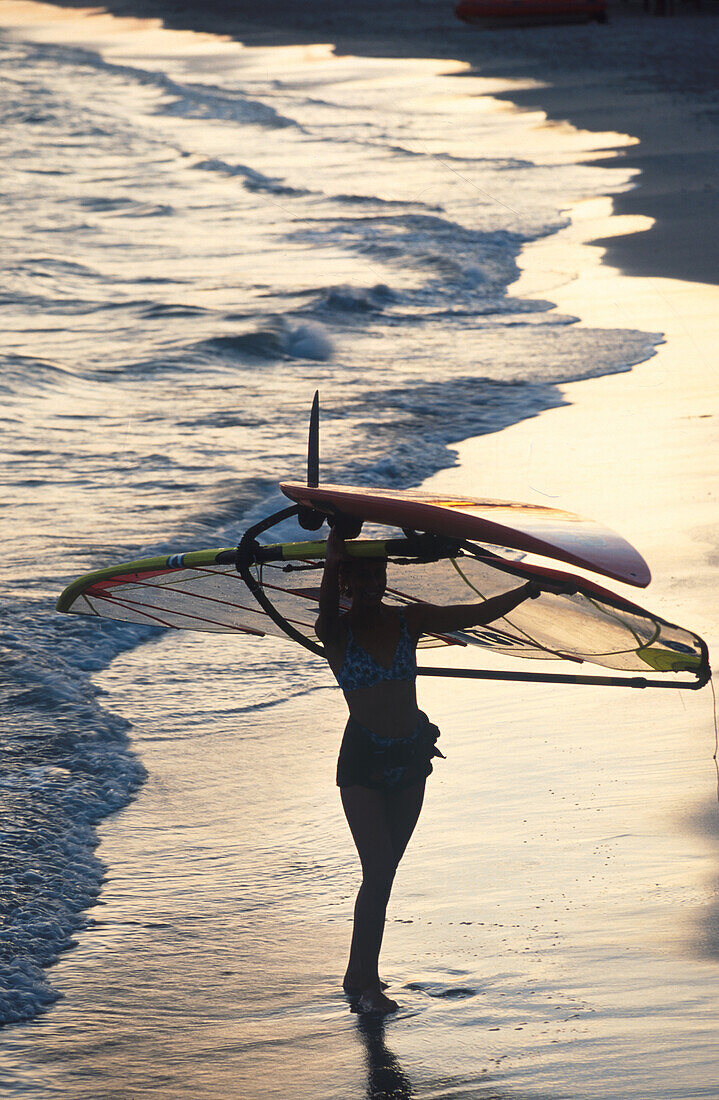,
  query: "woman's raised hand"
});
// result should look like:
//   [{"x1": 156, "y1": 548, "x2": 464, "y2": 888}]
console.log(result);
[
  {"x1": 326, "y1": 525, "x2": 346, "y2": 567},
  {"x1": 527, "y1": 577, "x2": 578, "y2": 598}
]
